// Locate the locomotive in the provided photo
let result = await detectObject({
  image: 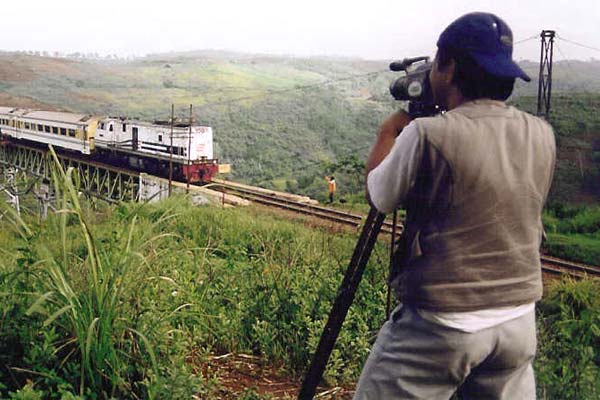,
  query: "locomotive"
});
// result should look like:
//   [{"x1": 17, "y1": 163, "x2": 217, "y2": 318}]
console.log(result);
[{"x1": 0, "y1": 106, "x2": 218, "y2": 183}]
